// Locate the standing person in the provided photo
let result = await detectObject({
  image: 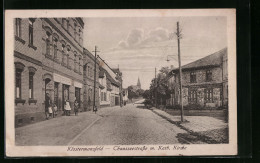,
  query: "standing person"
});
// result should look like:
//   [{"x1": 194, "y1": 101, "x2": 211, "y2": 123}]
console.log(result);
[
  {"x1": 45, "y1": 93, "x2": 51, "y2": 120},
  {"x1": 93, "y1": 105, "x2": 97, "y2": 114},
  {"x1": 74, "y1": 99, "x2": 79, "y2": 116},
  {"x1": 64, "y1": 99, "x2": 71, "y2": 116},
  {"x1": 52, "y1": 103, "x2": 58, "y2": 118}
]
